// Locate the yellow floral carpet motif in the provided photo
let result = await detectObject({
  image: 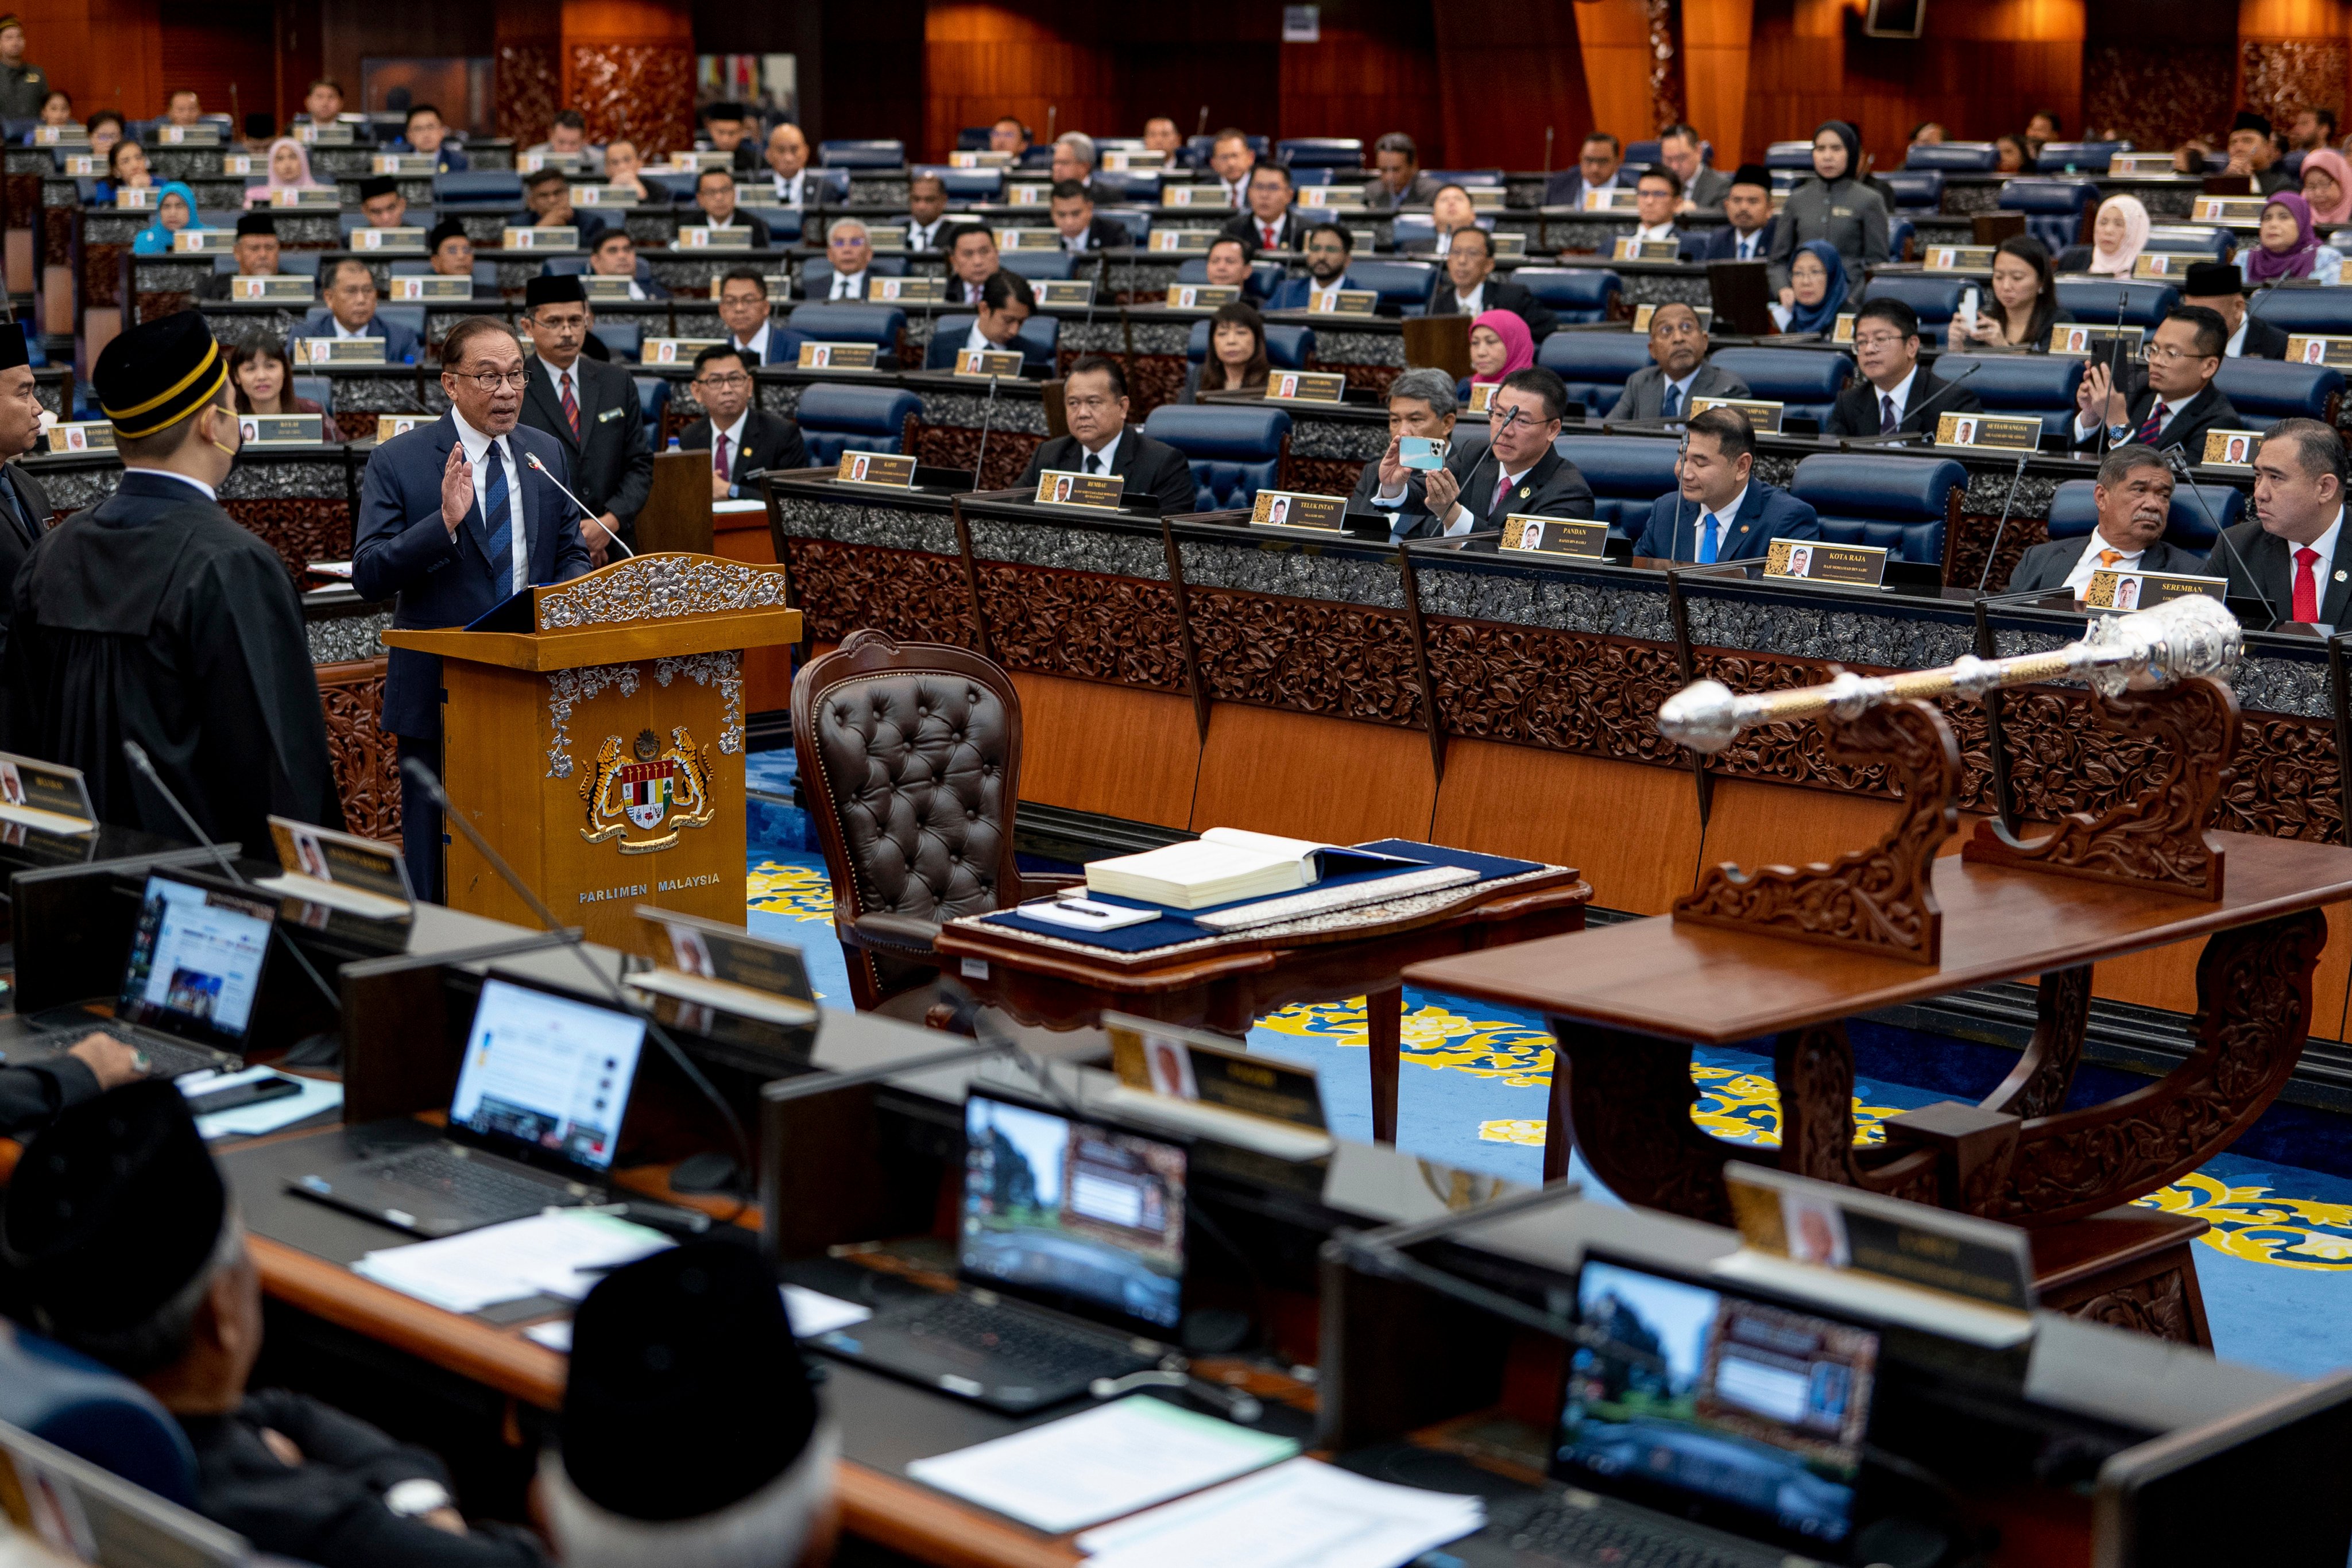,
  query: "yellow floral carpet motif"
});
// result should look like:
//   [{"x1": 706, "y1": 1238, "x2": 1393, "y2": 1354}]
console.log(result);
[
  {"x1": 748, "y1": 860, "x2": 836, "y2": 924},
  {"x1": 1254, "y1": 997, "x2": 1557, "y2": 1087},
  {"x1": 2137, "y1": 1171, "x2": 2352, "y2": 1271}
]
